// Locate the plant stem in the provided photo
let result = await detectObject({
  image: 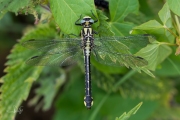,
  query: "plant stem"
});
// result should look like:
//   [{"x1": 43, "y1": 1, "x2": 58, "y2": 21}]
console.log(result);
[
  {"x1": 159, "y1": 42, "x2": 176, "y2": 46},
  {"x1": 164, "y1": 25, "x2": 178, "y2": 38},
  {"x1": 89, "y1": 70, "x2": 136, "y2": 120},
  {"x1": 174, "y1": 15, "x2": 180, "y2": 36}
]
